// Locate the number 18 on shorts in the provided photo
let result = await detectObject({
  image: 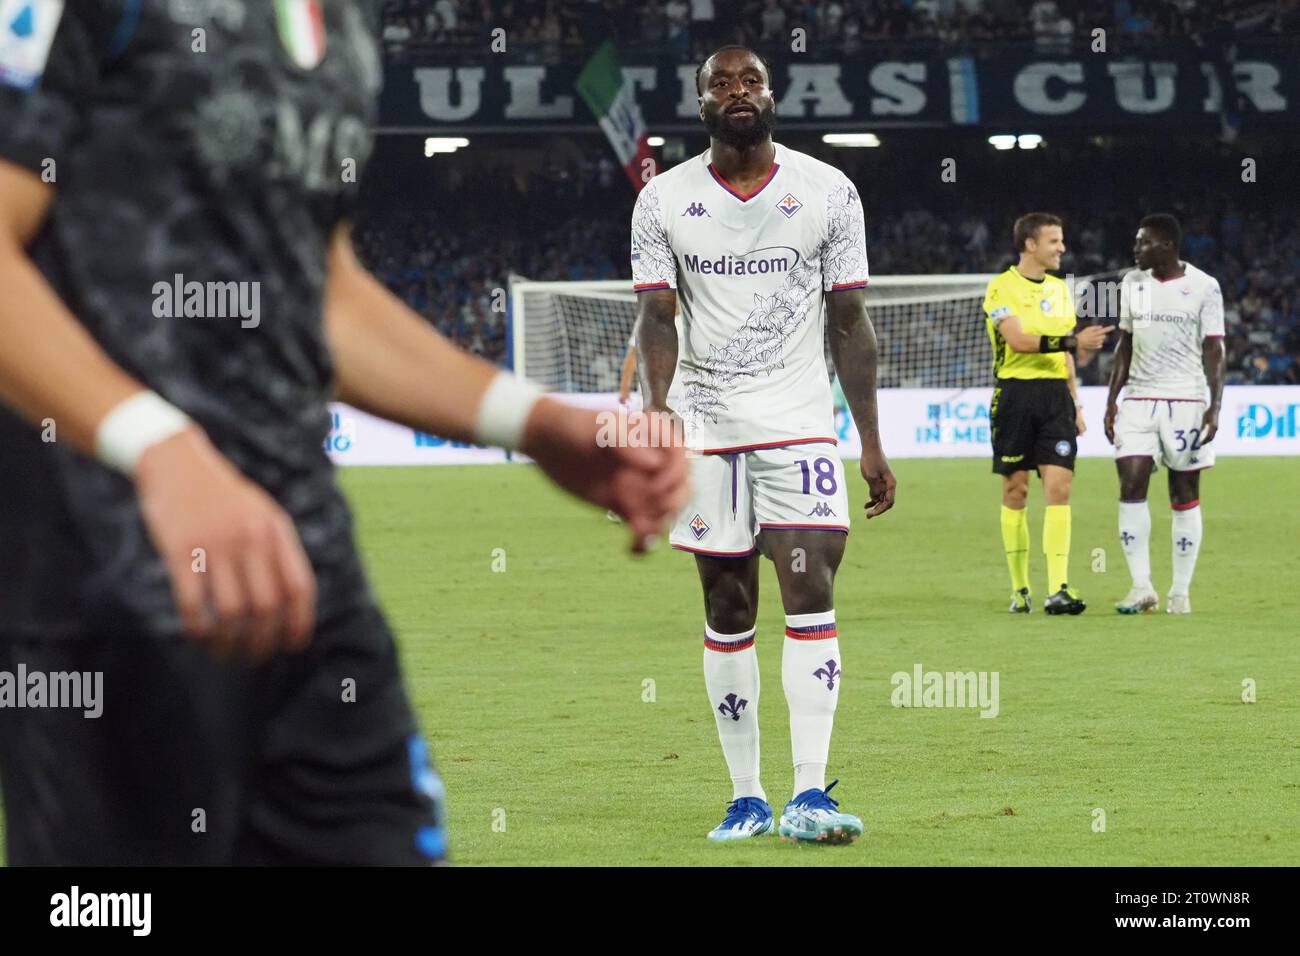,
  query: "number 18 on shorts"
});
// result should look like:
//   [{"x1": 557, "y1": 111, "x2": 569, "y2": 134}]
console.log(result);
[{"x1": 670, "y1": 442, "x2": 851, "y2": 556}]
